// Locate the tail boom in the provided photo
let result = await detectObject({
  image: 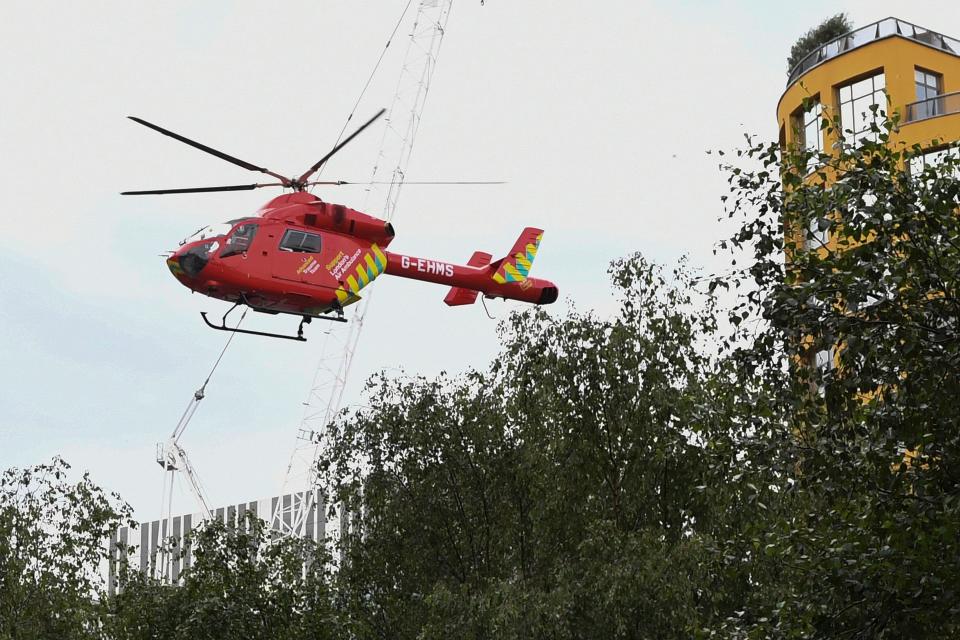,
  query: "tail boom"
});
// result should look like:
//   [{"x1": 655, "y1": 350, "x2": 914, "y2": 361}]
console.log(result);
[{"x1": 384, "y1": 251, "x2": 557, "y2": 305}]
